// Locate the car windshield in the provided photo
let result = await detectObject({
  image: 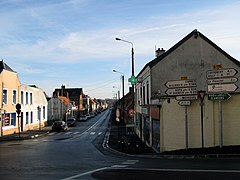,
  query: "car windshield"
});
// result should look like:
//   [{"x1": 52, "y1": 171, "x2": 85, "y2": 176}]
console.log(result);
[{"x1": 53, "y1": 121, "x2": 62, "y2": 125}]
